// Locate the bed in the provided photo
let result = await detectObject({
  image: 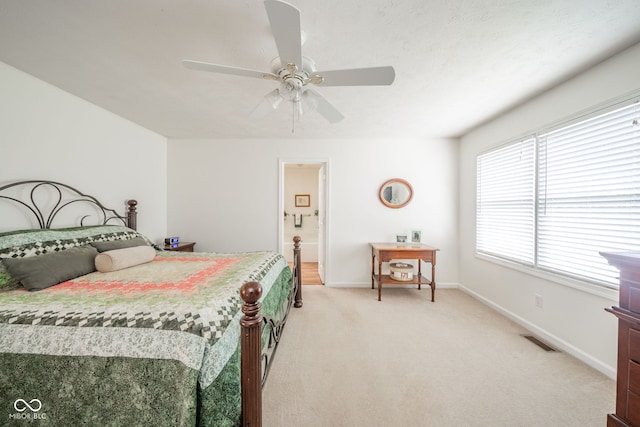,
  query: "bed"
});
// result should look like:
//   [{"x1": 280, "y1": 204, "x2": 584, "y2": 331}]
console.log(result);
[{"x1": 0, "y1": 180, "x2": 302, "y2": 426}]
